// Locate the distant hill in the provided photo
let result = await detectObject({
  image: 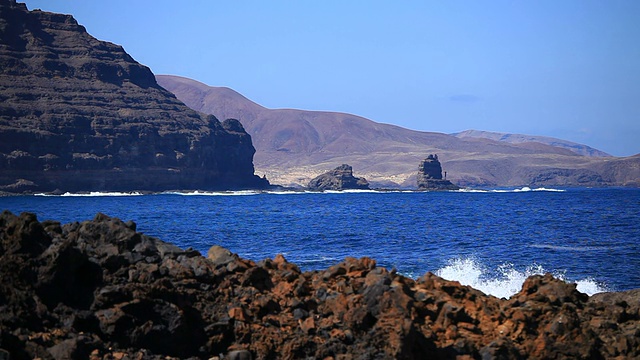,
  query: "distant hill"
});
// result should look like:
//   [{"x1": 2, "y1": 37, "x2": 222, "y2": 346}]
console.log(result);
[
  {"x1": 0, "y1": 1, "x2": 267, "y2": 193},
  {"x1": 452, "y1": 130, "x2": 611, "y2": 157},
  {"x1": 157, "y1": 75, "x2": 640, "y2": 188}
]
